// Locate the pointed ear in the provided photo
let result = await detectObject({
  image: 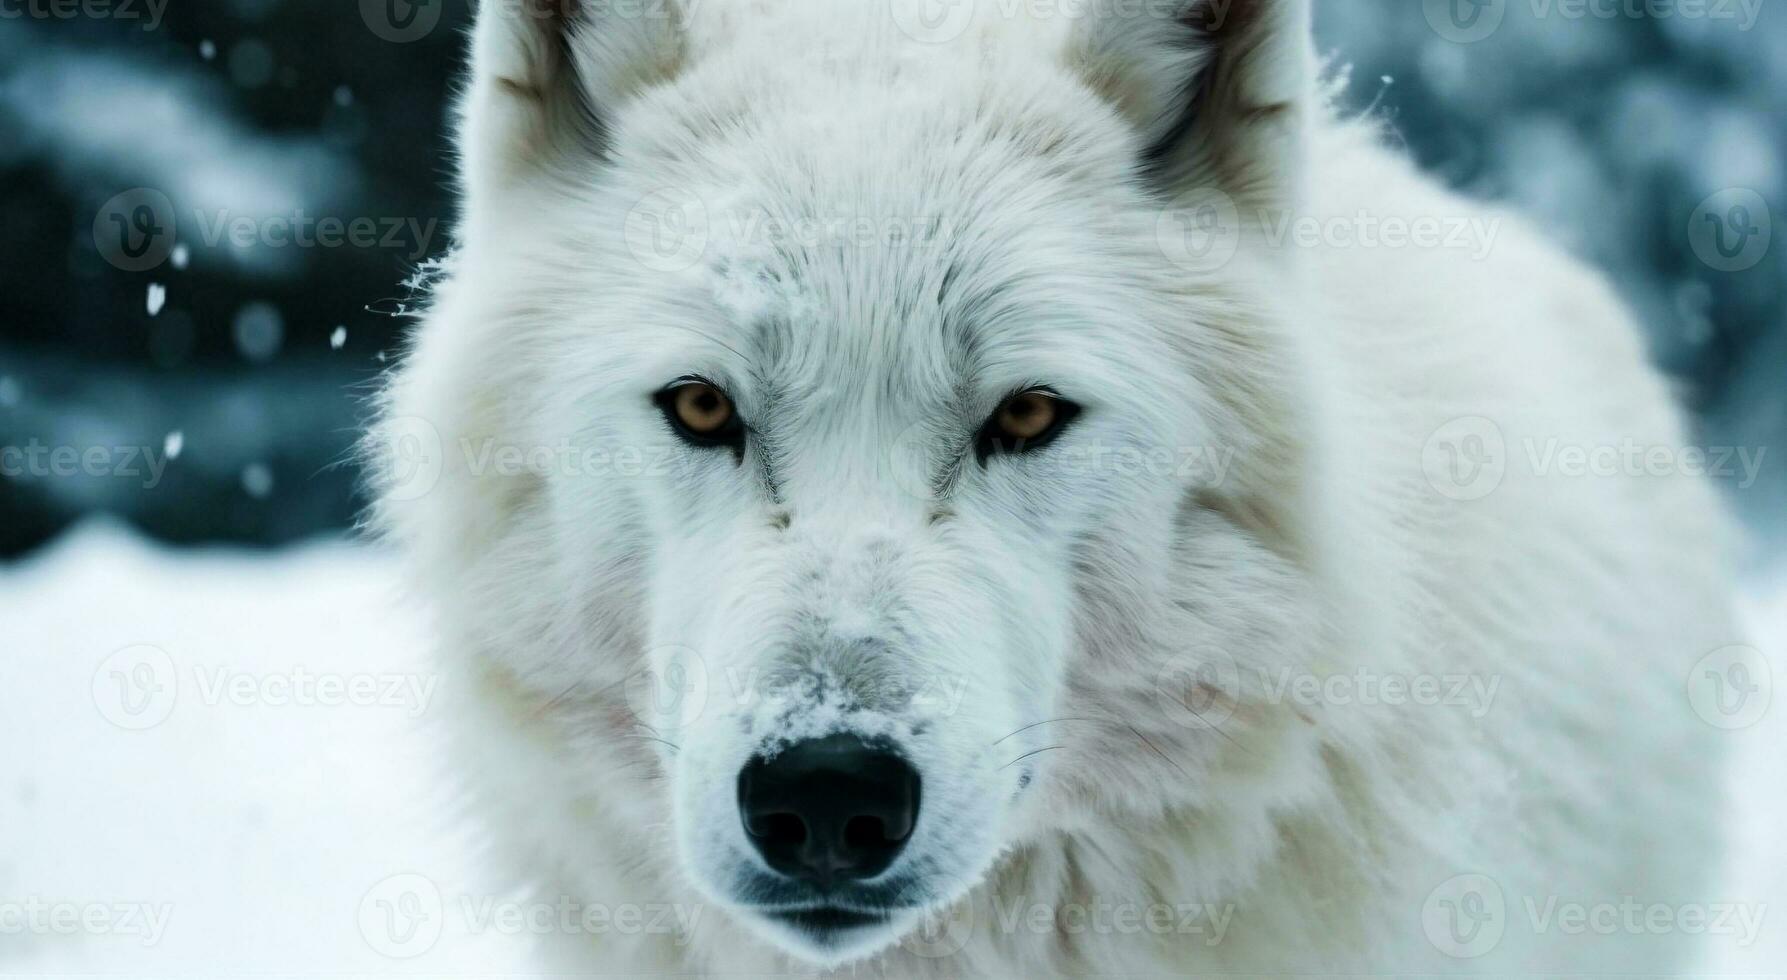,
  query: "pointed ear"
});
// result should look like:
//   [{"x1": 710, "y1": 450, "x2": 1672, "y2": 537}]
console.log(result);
[
  {"x1": 458, "y1": 0, "x2": 685, "y2": 203},
  {"x1": 1069, "y1": 0, "x2": 1314, "y2": 212}
]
